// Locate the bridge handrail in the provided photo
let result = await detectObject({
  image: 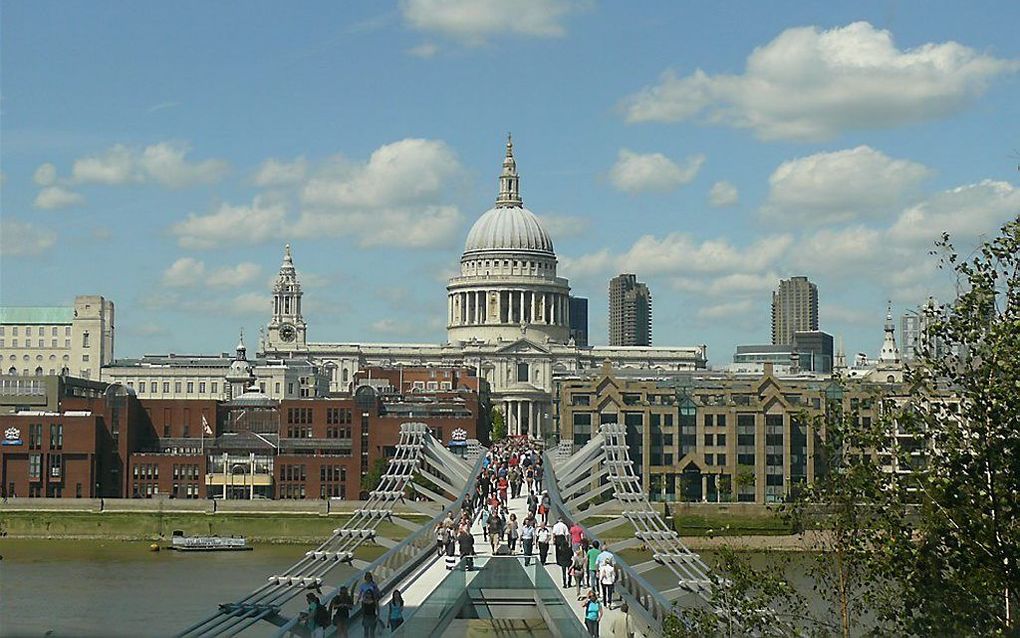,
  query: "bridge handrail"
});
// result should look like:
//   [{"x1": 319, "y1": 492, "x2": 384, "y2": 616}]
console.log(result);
[
  {"x1": 542, "y1": 449, "x2": 670, "y2": 636},
  {"x1": 176, "y1": 423, "x2": 470, "y2": 638},
  {"x1": 274, "y1": 450, "x2": 488, "y2": 637}
]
